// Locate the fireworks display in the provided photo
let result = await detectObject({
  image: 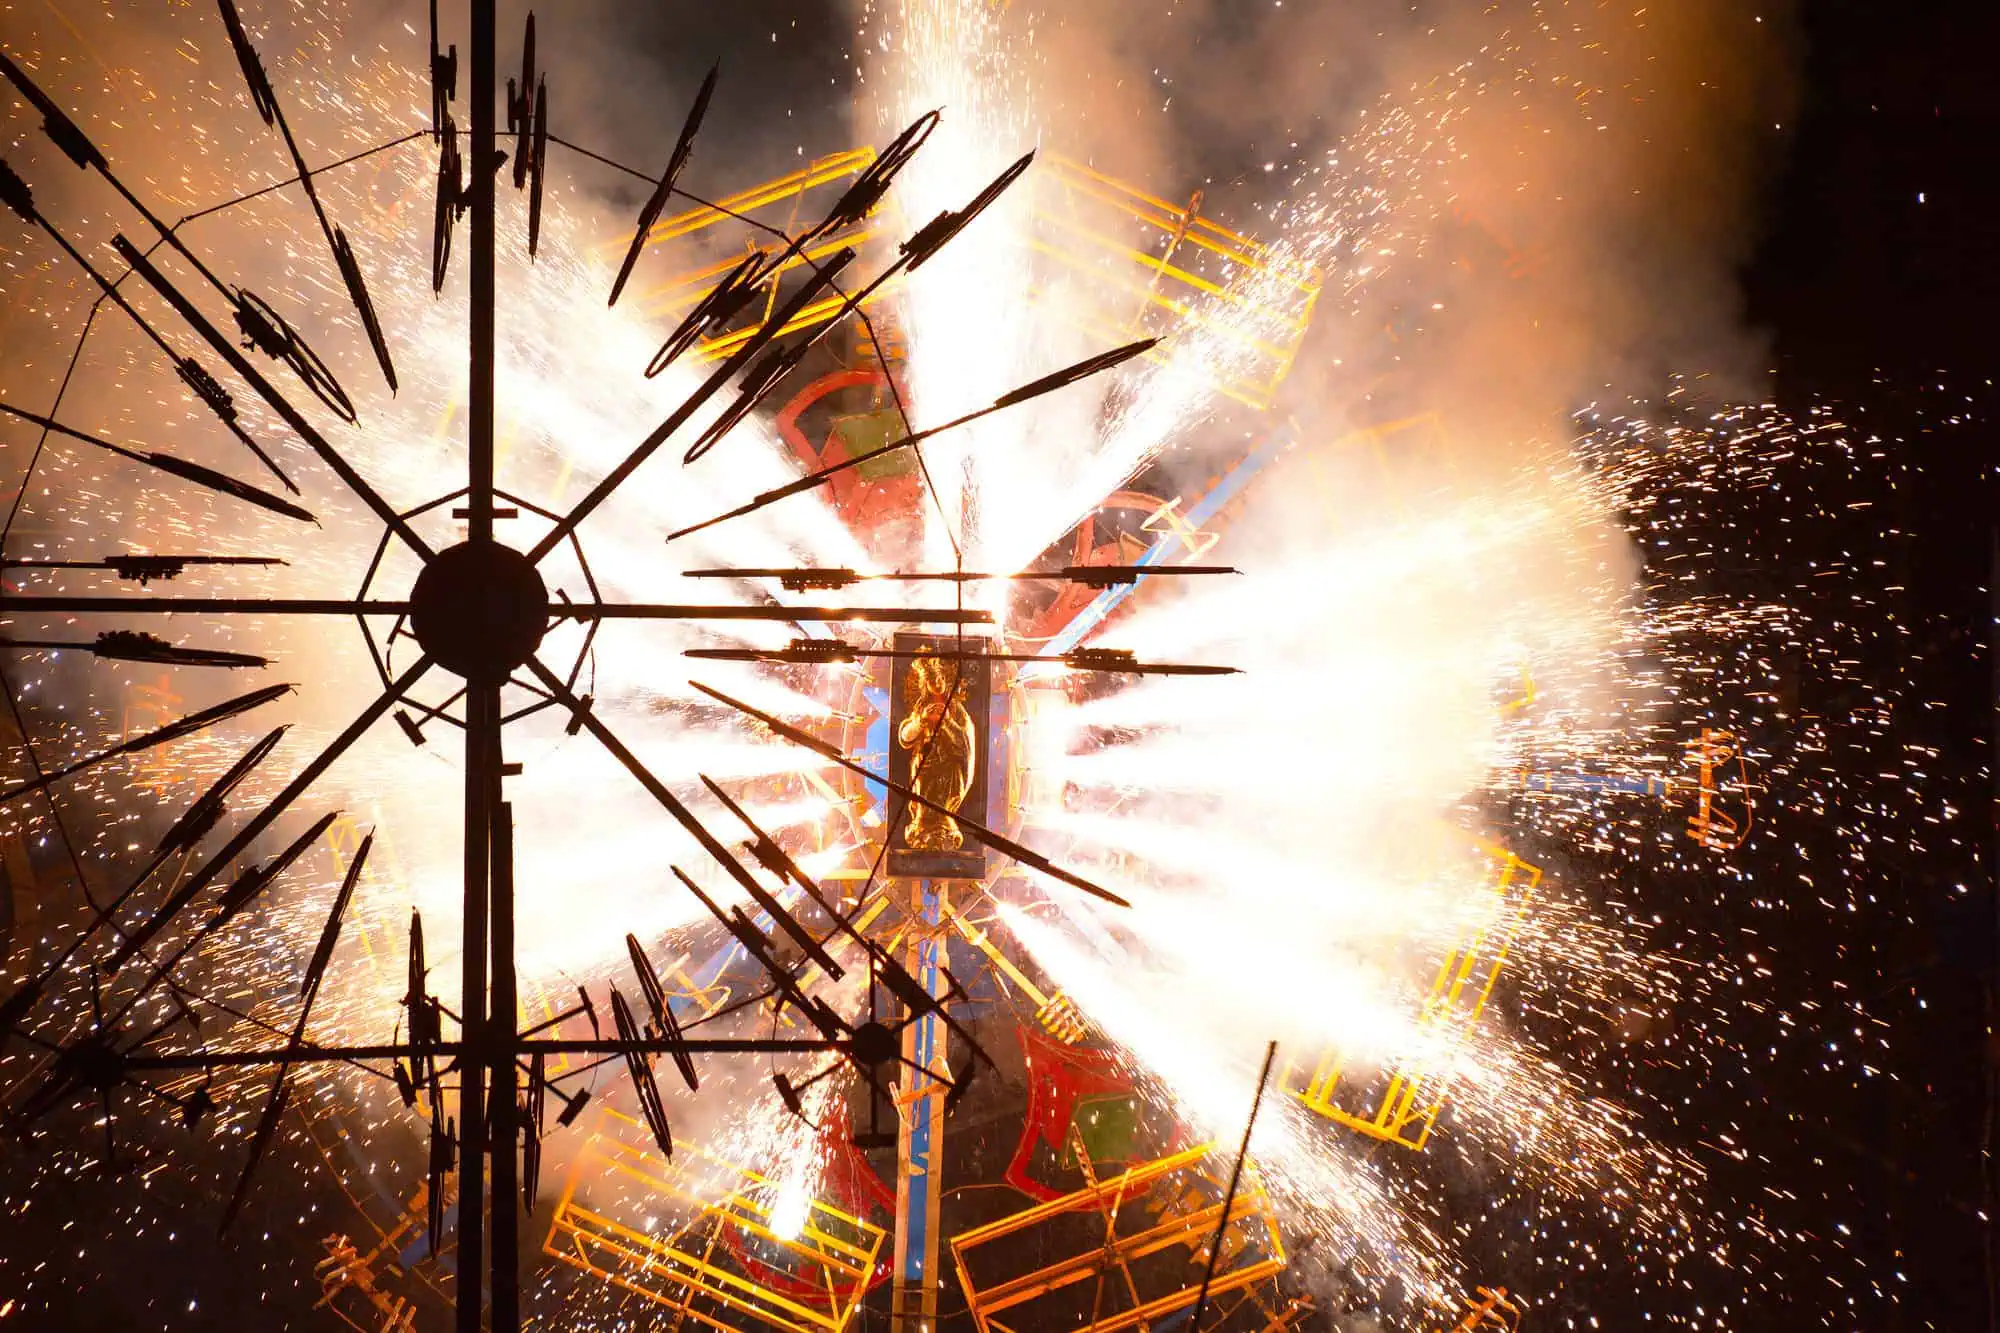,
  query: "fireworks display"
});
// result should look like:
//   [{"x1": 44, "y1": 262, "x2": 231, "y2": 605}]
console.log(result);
[{"x1": 0, "y1": 1, "x2": 1985, "y2": 1330}]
